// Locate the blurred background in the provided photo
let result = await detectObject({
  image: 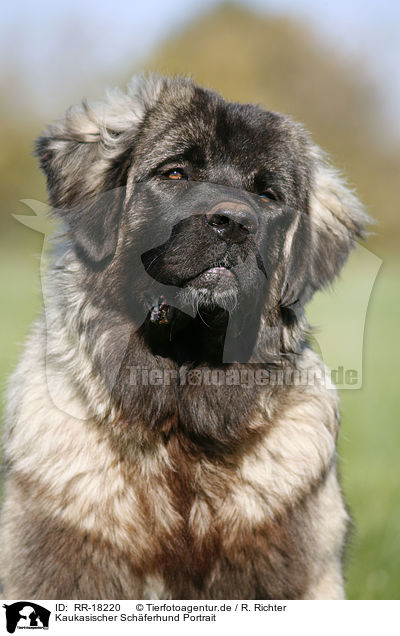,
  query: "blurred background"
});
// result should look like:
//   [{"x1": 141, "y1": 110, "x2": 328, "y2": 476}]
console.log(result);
[{"x1": 1, "y1": 0, "x2": 399, "y2": 599}]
